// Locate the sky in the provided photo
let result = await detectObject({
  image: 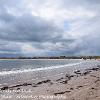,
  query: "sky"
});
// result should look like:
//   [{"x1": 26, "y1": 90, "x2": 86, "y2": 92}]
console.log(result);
[{"x1": 0, "y1": 0, "x2": 100, "y2": 57}]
